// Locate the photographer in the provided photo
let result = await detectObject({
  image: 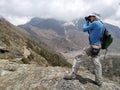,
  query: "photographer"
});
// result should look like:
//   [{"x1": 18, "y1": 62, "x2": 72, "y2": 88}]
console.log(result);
[{"x1": 64, "y1": 13, "x2": 103, "y2": 86}]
